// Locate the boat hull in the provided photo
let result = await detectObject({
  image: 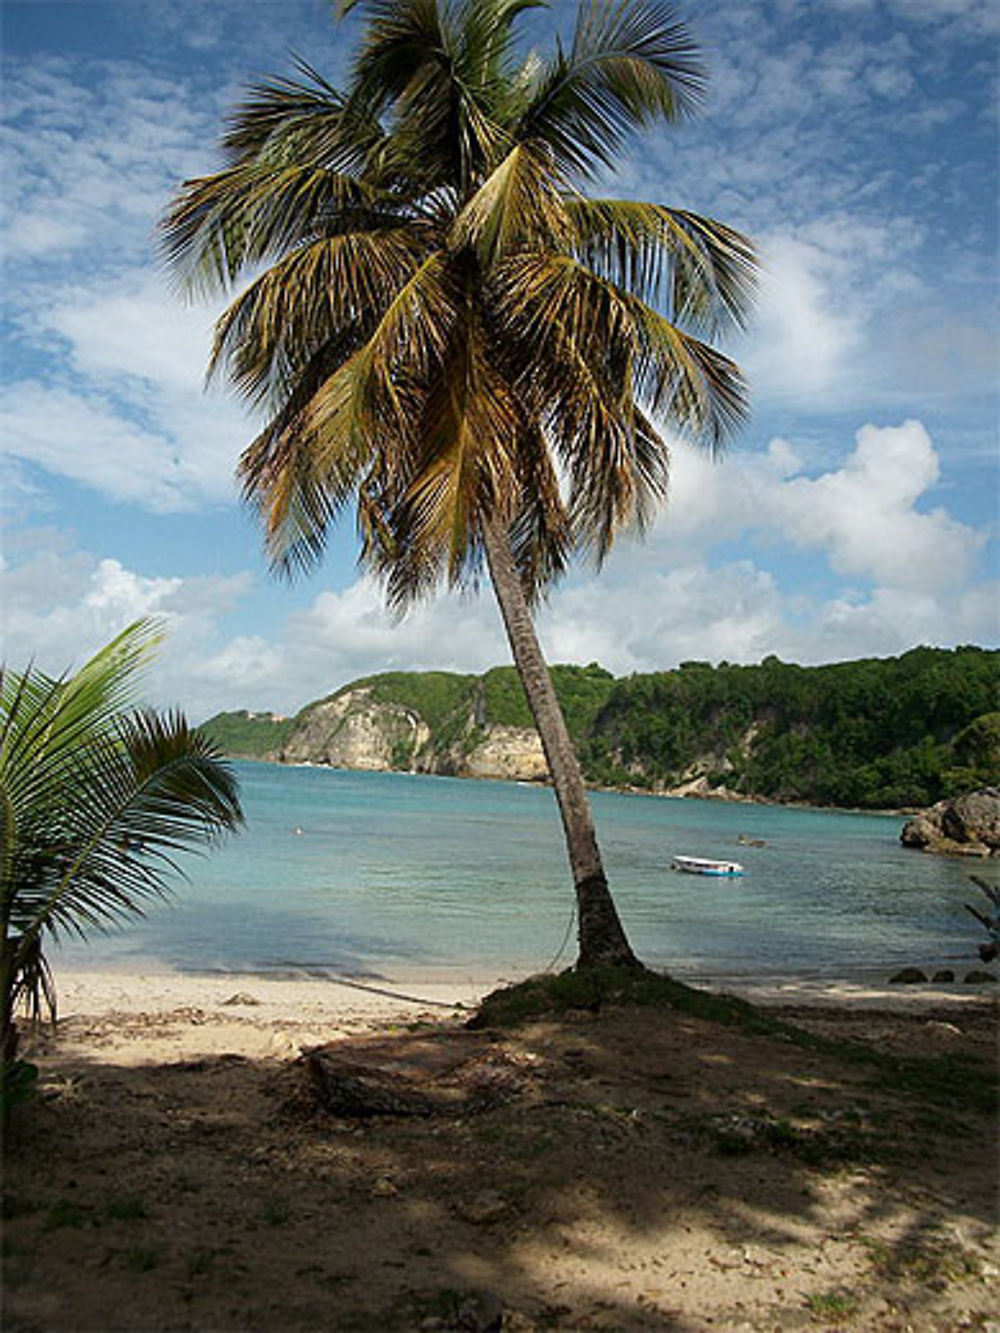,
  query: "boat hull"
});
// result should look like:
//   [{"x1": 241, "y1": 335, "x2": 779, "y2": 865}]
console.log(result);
[{"x1": 672, "y1": 856, "x2": 745, "y2": 877}]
